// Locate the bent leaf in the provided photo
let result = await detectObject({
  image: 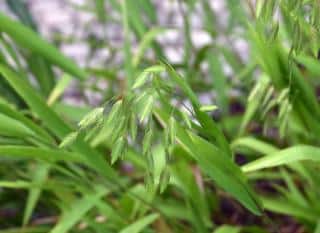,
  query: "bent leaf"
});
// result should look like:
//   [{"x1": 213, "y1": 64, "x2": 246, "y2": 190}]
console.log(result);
[{"x1": 242, "y1": 145, "x2": 320, "y2": 172}]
